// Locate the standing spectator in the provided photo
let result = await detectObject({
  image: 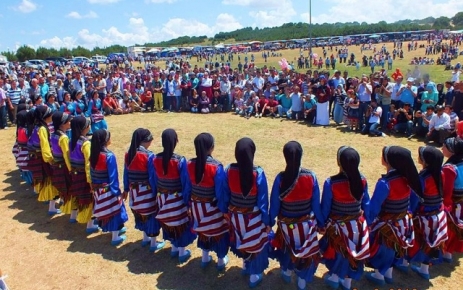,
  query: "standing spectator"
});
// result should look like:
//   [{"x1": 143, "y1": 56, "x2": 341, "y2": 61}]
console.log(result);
[
  {"x1": 356, "y1": 76, "x2": 372, "y2": 129},
  {"x1": 220, "y1": 75, "x2": 231, "y2": 112},
  {"x1": 288, "y1": 85, "x2": 303, "y2": 120},
  {"x1": 96, "y1": 74, "x2": 107, "y2": 101},
  {"x1": 174, "y1": 74, "x2": 182, "y2": 112},
  {"x1": 444, "y1": 81, "x2": 455, "y2": 106},
  {"x1": 445, "y1": 105, "x2": 459, "y2": 137},
  {"x1": 180, "y1": 74, "x2": 191, "y2": 111},
  {"x1": 7, "y1": 80, "x2": 21, "y2": 123},
  {"x1": 151, "y1": 73, "x2": 163, "y2": 112},
  {"x1": 398, "y1": 77, "x2": 418, "y2": 108},
  {"x1": 377, "y1": 77, "x2": 393, "y2": 128},
  {"x1": 391, "y1": 75, "x2": 403, "y2": 107},
  {"x1": 315, "y1": 76, "x2": 331, "y2": 125},
  {"x1": 0, "y1": 82, "x2": 7, "y2": 129},
  {"x1": 72, "y1": 72, "x2": 85, "y2": 99},
  {"x1": 252, "y1": 70, "x2": 264, "y2": 93},
  {"x1": 426, "y1": 105, "x2": 451, "y2": 146}
]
